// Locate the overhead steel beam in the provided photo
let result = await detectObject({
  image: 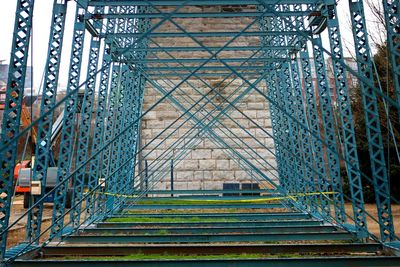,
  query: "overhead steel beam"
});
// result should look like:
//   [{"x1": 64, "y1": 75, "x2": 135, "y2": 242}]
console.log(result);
[
  {"x1": 90, "y1": 10, "x2": 319, "y2": 19},
  {"x1": 112, "y1": 45, "x2": 298, "y2": 52},
  {"x1": 89, "y1": 0, "x2": 325, "y2": 6},
  {"x1": 104, "y1": 30, "x2": 311, "y2": 38}
]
